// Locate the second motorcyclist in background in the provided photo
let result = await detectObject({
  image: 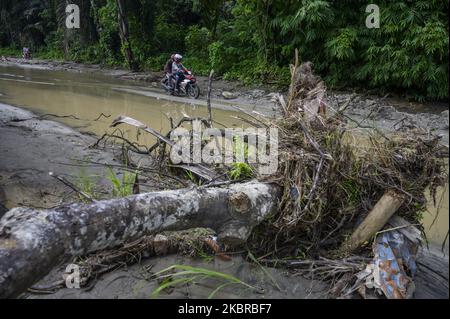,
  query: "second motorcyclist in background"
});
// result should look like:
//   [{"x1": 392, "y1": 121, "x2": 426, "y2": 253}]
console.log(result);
[
  {"x1": 22, "y1": 47, "x2": 31, "y2": 60},
  {"x1": 172, "y1": 54, "x2": 187, "y2": 94},
  {"x1": 164, "y1": 53, "x2": 175, "y2": 90}
]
